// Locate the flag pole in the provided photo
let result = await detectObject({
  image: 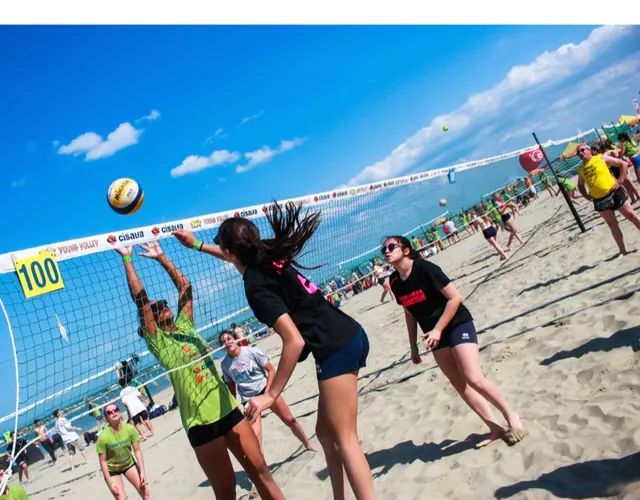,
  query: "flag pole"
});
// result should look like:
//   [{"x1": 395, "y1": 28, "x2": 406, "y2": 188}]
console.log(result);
[{"x1": 532, "y1": 132, "x2": 586, "y2": 233}]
